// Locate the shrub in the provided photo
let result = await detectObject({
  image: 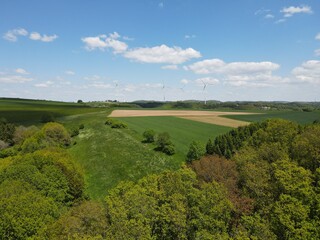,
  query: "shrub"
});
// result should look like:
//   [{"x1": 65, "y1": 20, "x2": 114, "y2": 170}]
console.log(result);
[
  {"x1": 79, "y1": 124, "x2": 85, "y2": 130},
  {"x1": 186, "y1": 141, "x2": 205, "y2": 163},
  {"x1": 156, "y1": 132, "x2": 172, "y2": 149},
  {"x1": 105, "y1": 118, "x2": 116, "y2": 125},
  {"x1": 143, "y1": 129, "x2": 156, "y2": 143},
  {"x1": 70, "y1": 128, "x2": 80, "y2": 137},
  {"x1": 163, "y1": 144, "x2": 175, "y2": 155},
  {"x1": 42, "y1": 122, "x2": 71, "y2": 147},
  {"x1": 111, "y1": 122, "x2": 128, "y2": 129}
]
